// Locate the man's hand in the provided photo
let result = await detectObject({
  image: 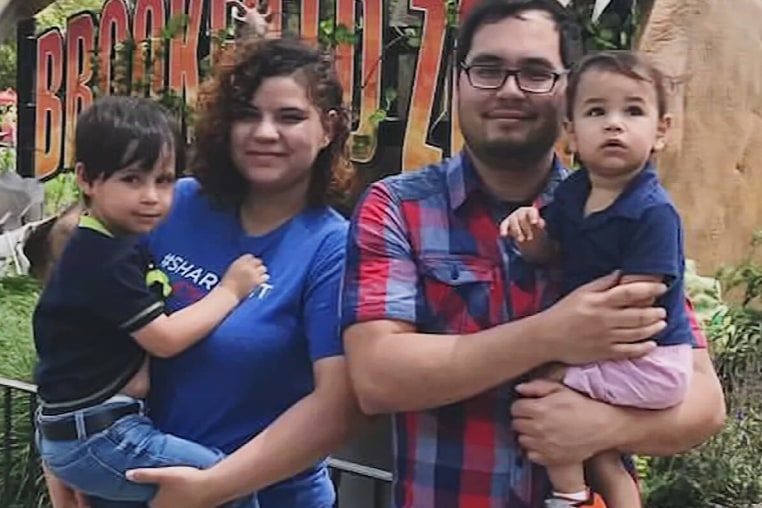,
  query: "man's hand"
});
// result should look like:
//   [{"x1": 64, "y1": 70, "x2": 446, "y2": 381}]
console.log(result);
[
  {"x1": 510, "y1": 380, "x2": 619, "y2": 466},
  {"x1": 126, "y1": 467, "x2": 218, "y2": 508},
  {"x1": 541, "y1": 271, "x2": 667, "y2": 365}
]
